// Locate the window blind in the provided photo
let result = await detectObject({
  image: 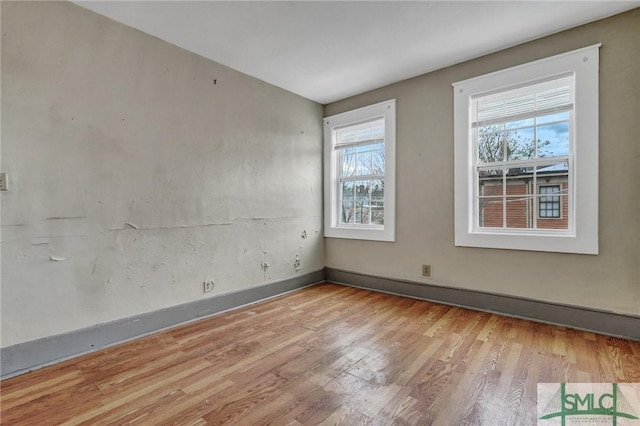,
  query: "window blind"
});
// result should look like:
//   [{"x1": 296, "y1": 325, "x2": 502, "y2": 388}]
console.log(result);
[
  {"x1": 334, "y1": 118, "x2": 385, "y2": 150},
  {"x1": 471, "y1": 74, "x2": 574, "y2": 128}
]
